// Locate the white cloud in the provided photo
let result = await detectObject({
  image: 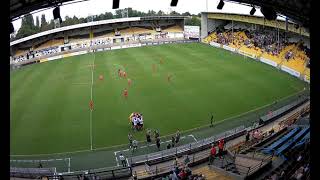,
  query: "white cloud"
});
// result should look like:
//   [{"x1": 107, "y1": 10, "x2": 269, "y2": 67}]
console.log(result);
[{"x1": 11, "y1": 0, "x2": 276, "y2": 31}]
